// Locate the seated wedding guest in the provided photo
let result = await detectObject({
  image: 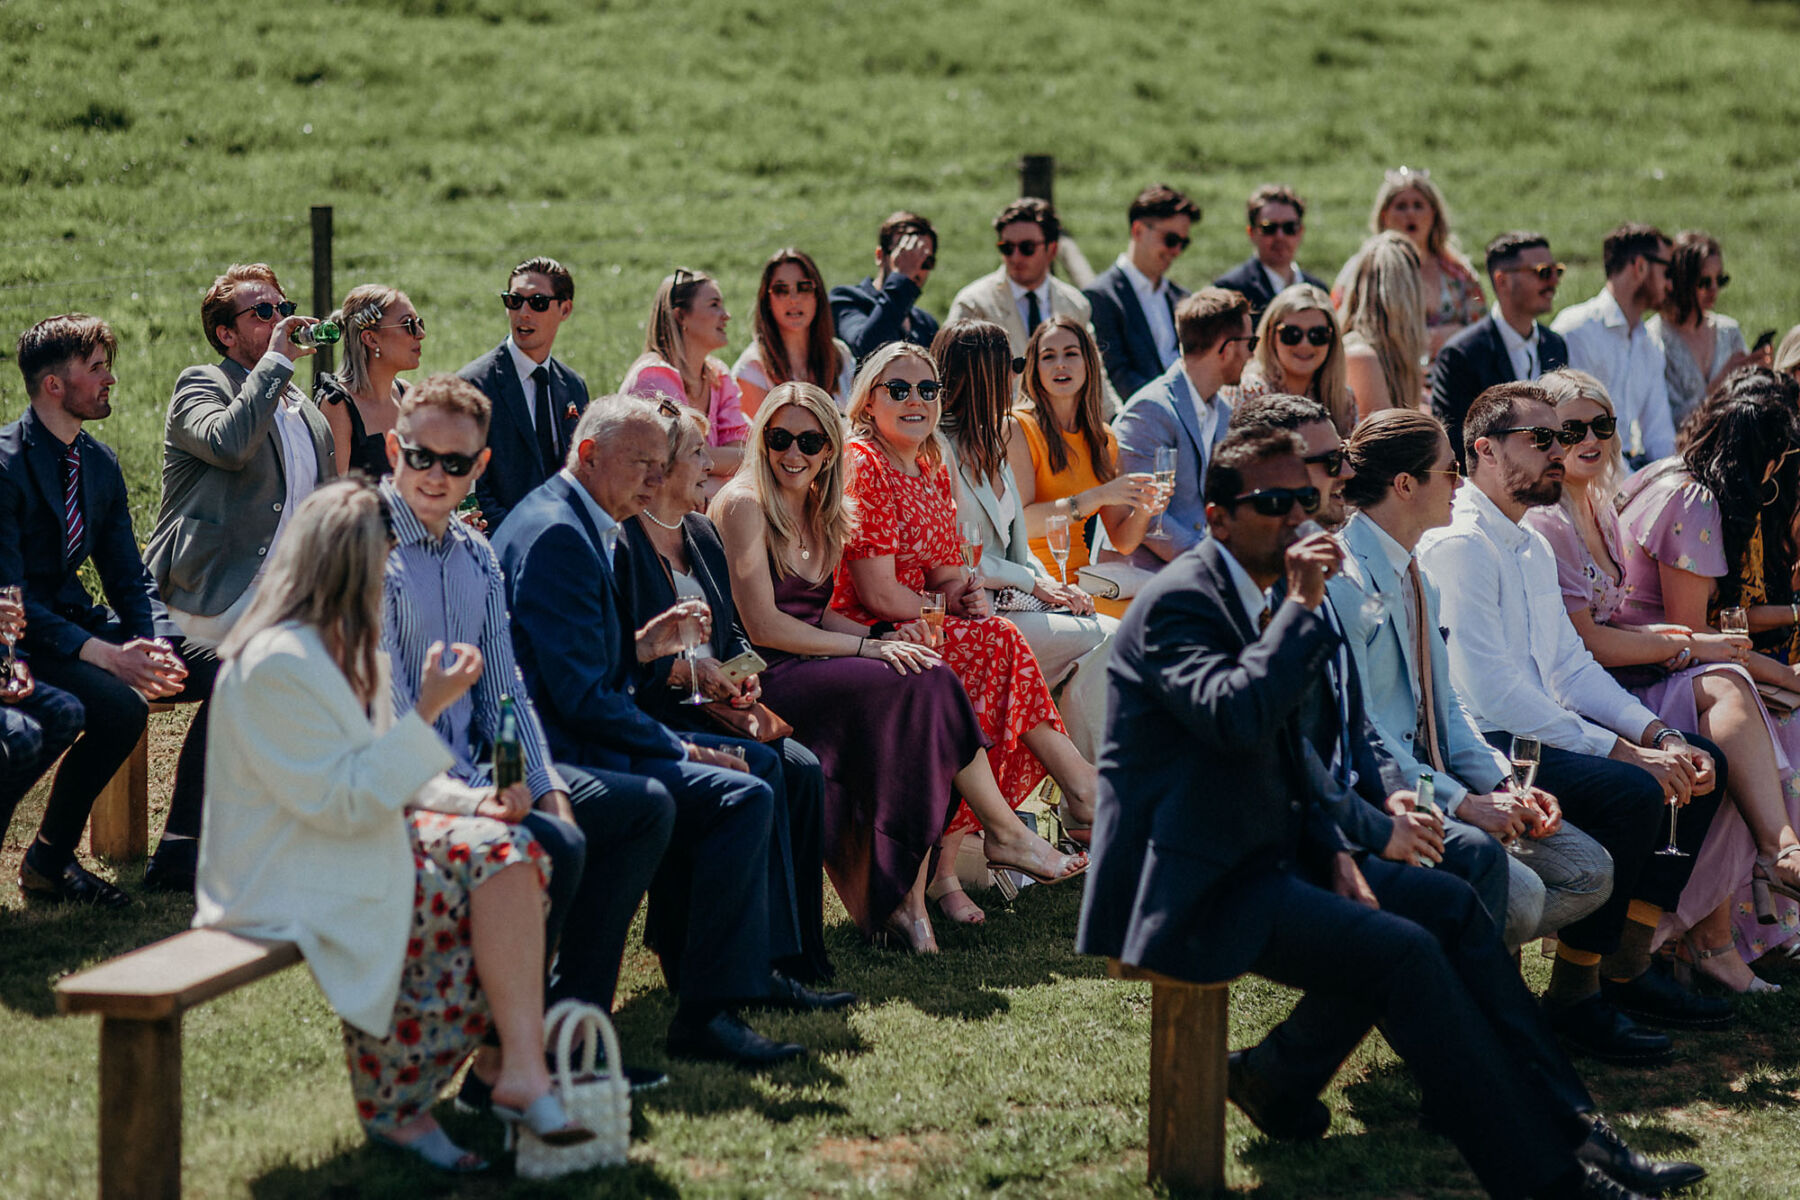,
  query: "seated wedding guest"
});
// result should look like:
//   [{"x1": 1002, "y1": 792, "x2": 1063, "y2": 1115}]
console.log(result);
[
  {"x1": 1581, "y1": 368, "x2": 1800, "y2": 987},
  {"x1": 315, "y1": 284, "x2": 424, "y2": 478},
  {"x1": 458, "y1": 257, "x2": 586, "y2": 533},
  {"x1": 833, "y1": 344, "x2": 1093, "y2": 926},
  {"x1": 732, "y1": 248, "x2": 855, "y2": 415},
  {"x1": 0, "y1": 593, "x2": 85, "y2": 875},
  {"x1": 1077, "y1": 428, "x2": 1704, "y2": 1200},
  {"x1": 1232, "y1": 284, "x2": 1356, "y2": 434},
  {"x1": 622, "y1": 268, "x2": 746, "y2": 496},
  {"x1": 3, "y1": 314, "x2": 218, "y2": 901},
  {"x1": 1333, "y1": 166, "x2": 1486, "y2": 355},
  {"x1": 935, "y1": 320, "x2": 1117, "y2": 769},
  {"x1": 618, "y1": 404, "x2": 833, "y2": 984},
  {"x1": 494, "y1": 393, "x2": 843, "y2": 1068},
  {"x1": 1420, "y1": 383, "x2": 1731, "y2": 1064},
  {"x1": 1008, "y1": 316, "x2": 1163, "y2": 620},
  {"x1": 829, "y1": 211, "x2": 940, "y2": 361},
  {"x1": 1213, "y1": 182, "x2": 1330, "y2": 329},
  {"x1": 1331, "y1": 406, "x2": 1610, "y2": 949},
  {"x1": 1109, "y1": 288, "x2": 1254, "y2": 570},
  {"x1": 1777, "y1": 324, "x2": 1800, "y2": 383},
  {"x1": 1085, "y1": 184, "x2": 1199, "y2": 399},
  {"x1": 1552, "y1": 223, "x2": 1675, "y2": 465},
  {"x1": 714, "y1": 382, "x2": 1085, "y2": 952},
  {"x1": 947, "y1": 198, "x2": 1097, "y2": 360},
  {"x1": 1431, "y1": 232, "x2": 1570, "y2": 466},
  {"x1": 1338, "y1": 231, "x2": 1429, "y2": 417},
  {"x1": 1646, "y1": 231, "x2": 1761, "y2": 427},
  {"x1": 196, "y1": 479, "x2": 587, "y2": 1173}
]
